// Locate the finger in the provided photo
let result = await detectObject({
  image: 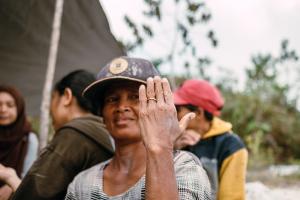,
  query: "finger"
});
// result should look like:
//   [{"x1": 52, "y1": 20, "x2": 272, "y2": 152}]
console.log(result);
[
  {"x1": 161, "y1": 78, "x2": 173, "y2": 105},
  {"x1": 146, "y1": 77, "x2": 155, "y2": 99},
  {"x1": 146, "y1": 77, "x2": 156, "y2": 109},
  {"x1": 139, "y1": 85, "x2": 147, "y2": 111},
  {"x1": 154, "y1": 76, "x2": 164, "y2": 105},
  {"x1": 179, "y1": 112, "x2": 196, "y2": 133}
]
